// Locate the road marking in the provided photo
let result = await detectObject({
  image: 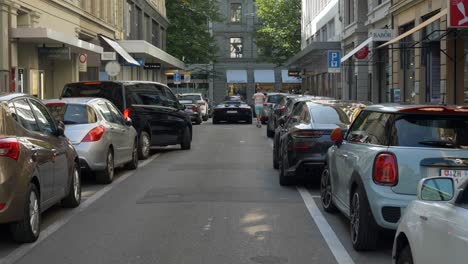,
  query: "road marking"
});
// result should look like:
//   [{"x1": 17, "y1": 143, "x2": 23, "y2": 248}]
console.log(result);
[
  {"x1": 298, "y1": 187, "x2": 355, "y2": 264},
  {"x1": 0, "y1": 154, "x2": 160, "y2": 264}
]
